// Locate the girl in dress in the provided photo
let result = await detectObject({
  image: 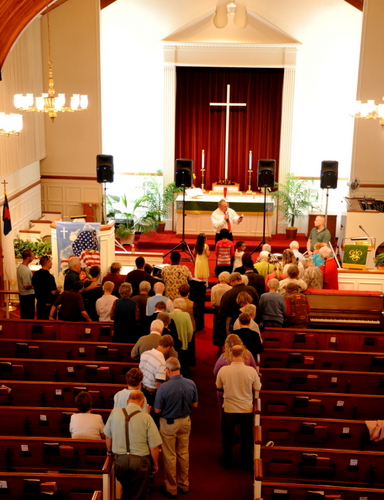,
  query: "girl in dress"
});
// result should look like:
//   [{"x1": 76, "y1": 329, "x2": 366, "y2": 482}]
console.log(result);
[
  {"x1": 232, "y1": 240, "x2": 246, "y2": 271},
  {"x1": 193, "y1": 233, "x2": 210, "y2": 286}
]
